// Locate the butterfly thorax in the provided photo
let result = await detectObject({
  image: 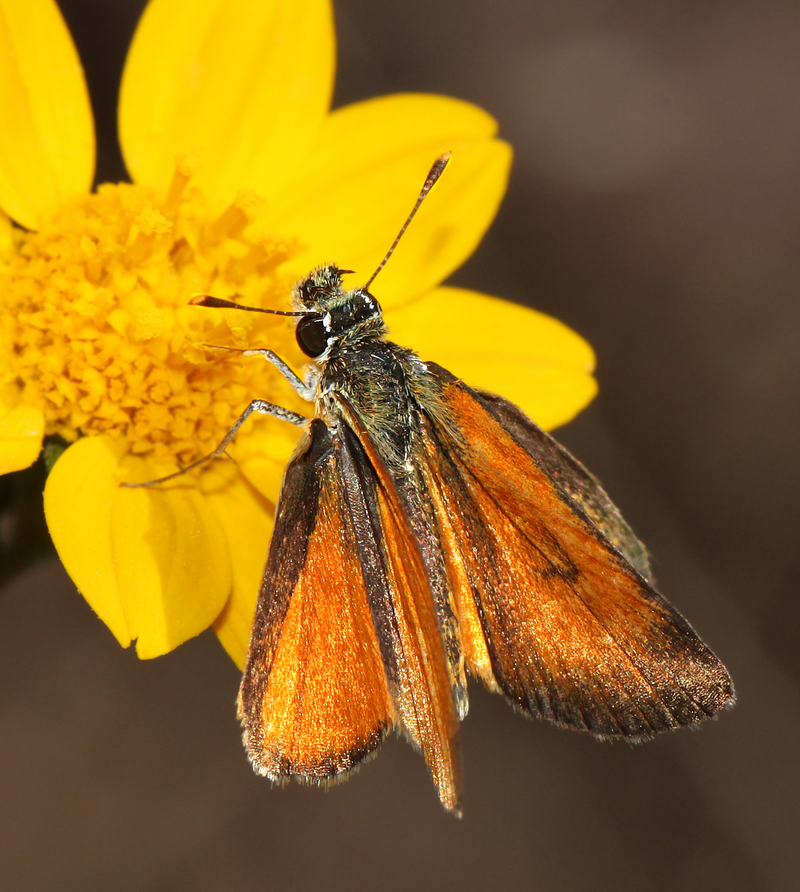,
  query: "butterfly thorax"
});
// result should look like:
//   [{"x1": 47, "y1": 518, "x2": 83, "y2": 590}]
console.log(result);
[
  {"x1": 323, "y1": 339, "x2": 428, "y2": 469},
  {"x1": 291, "y1": 264, "x2": 447, "y2": 470}
]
